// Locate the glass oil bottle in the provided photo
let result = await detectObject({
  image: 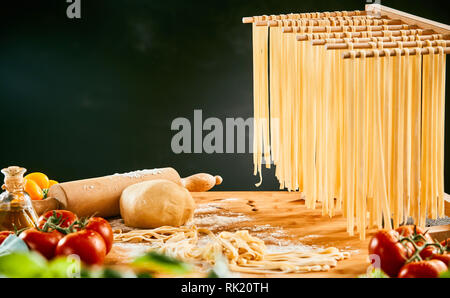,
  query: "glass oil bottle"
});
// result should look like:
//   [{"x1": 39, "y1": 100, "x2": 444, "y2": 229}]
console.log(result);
[{"x1": 0, "y1": 166, "x2": 38, "y2": 231}]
